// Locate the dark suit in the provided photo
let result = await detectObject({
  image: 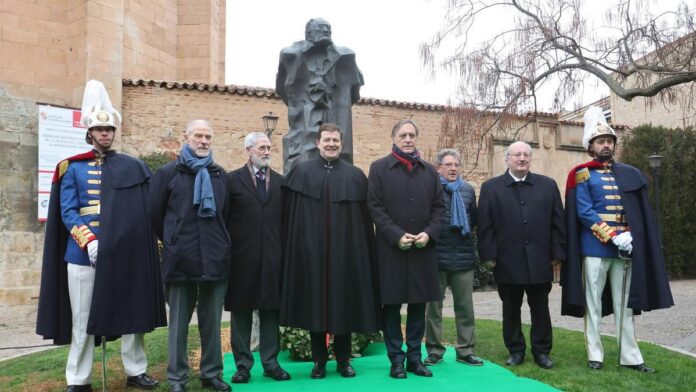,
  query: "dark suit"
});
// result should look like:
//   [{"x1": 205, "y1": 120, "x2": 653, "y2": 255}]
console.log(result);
[
  {"x1": 225, "y1": 164, "x2": 284, "y2": 372},
  {"x1": 477, "y1": 170, "x2": 565, "y2": 357}
]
